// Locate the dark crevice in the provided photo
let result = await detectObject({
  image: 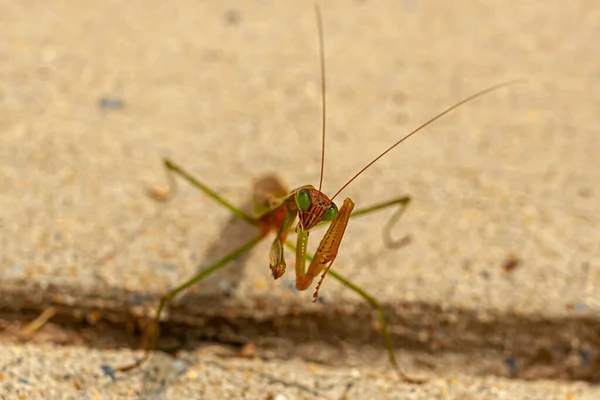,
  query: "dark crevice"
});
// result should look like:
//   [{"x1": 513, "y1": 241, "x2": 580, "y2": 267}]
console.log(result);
[{"x1": 1, "y1": 279, "x2": 599, "y2": 383}]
